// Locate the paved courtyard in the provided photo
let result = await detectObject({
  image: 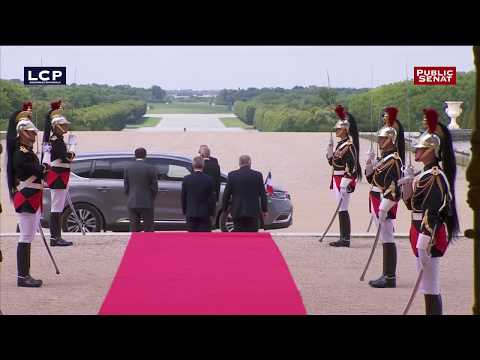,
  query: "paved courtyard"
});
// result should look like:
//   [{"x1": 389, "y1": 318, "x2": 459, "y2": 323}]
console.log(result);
[{"x1": 0, "y1": 234, "x2": 473, "y2": 315}]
